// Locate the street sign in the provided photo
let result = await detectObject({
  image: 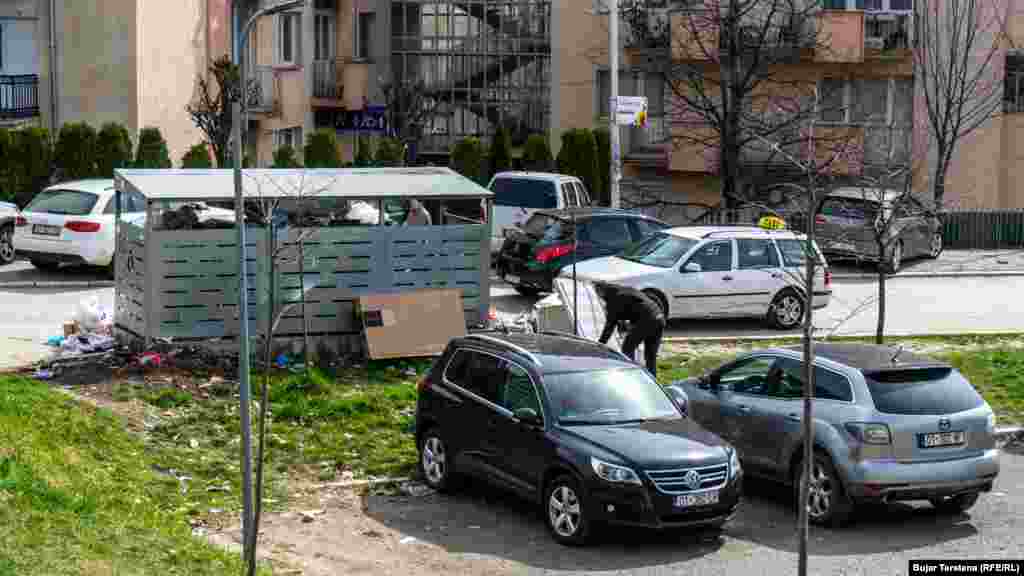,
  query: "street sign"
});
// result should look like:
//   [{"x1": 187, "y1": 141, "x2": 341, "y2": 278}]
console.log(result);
[
  {"x1": 612, "y1": 96, "x2": 648, "y2": 127},
  {"x1": 314, "y1": 108, "x2": 389, "y2": 133}
]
